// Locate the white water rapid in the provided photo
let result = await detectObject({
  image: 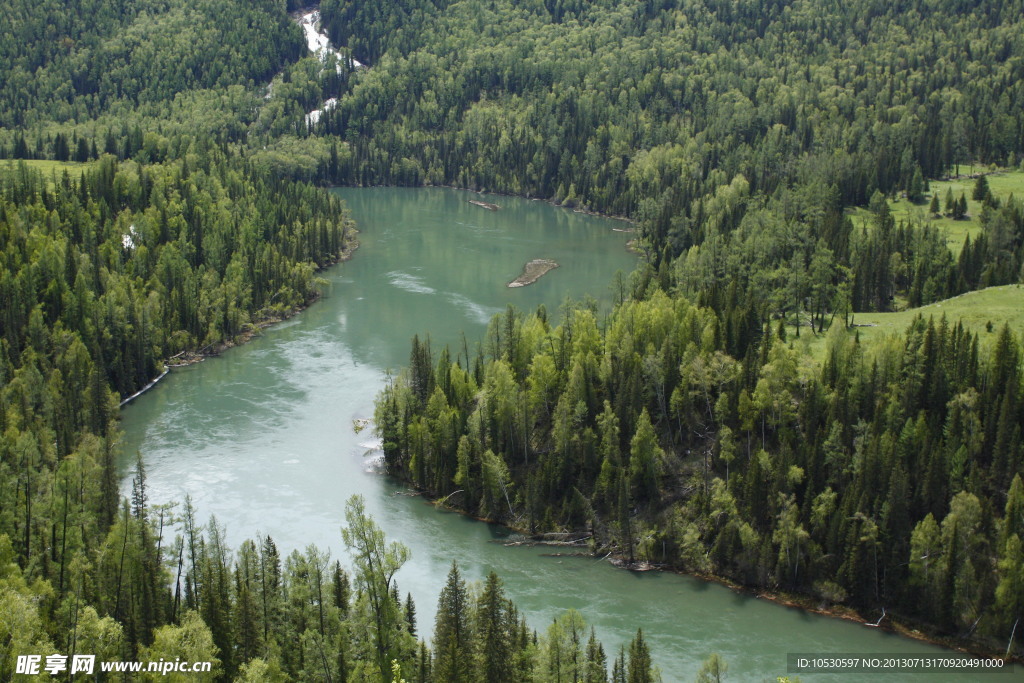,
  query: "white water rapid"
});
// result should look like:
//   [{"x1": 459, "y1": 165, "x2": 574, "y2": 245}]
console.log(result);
[{"x1": 295, "y1": 8, "x2": 363, "y2": 126}]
